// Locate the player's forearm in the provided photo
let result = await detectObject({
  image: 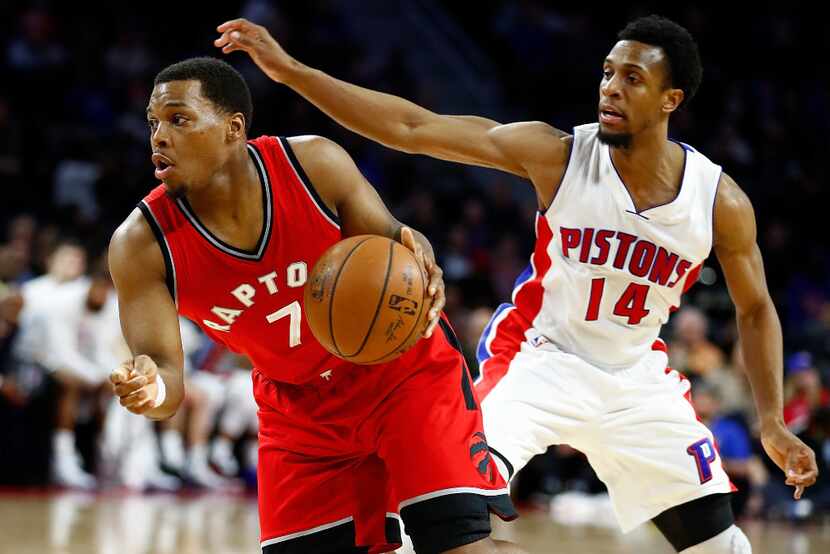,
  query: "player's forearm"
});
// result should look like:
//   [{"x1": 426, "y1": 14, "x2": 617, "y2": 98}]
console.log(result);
[
  {"x1": 282, "y1": 61, "x2": 434, "y2": 154},
  {"x1": 737, "y1": 298, "x2": 784, "y2": 429}
]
